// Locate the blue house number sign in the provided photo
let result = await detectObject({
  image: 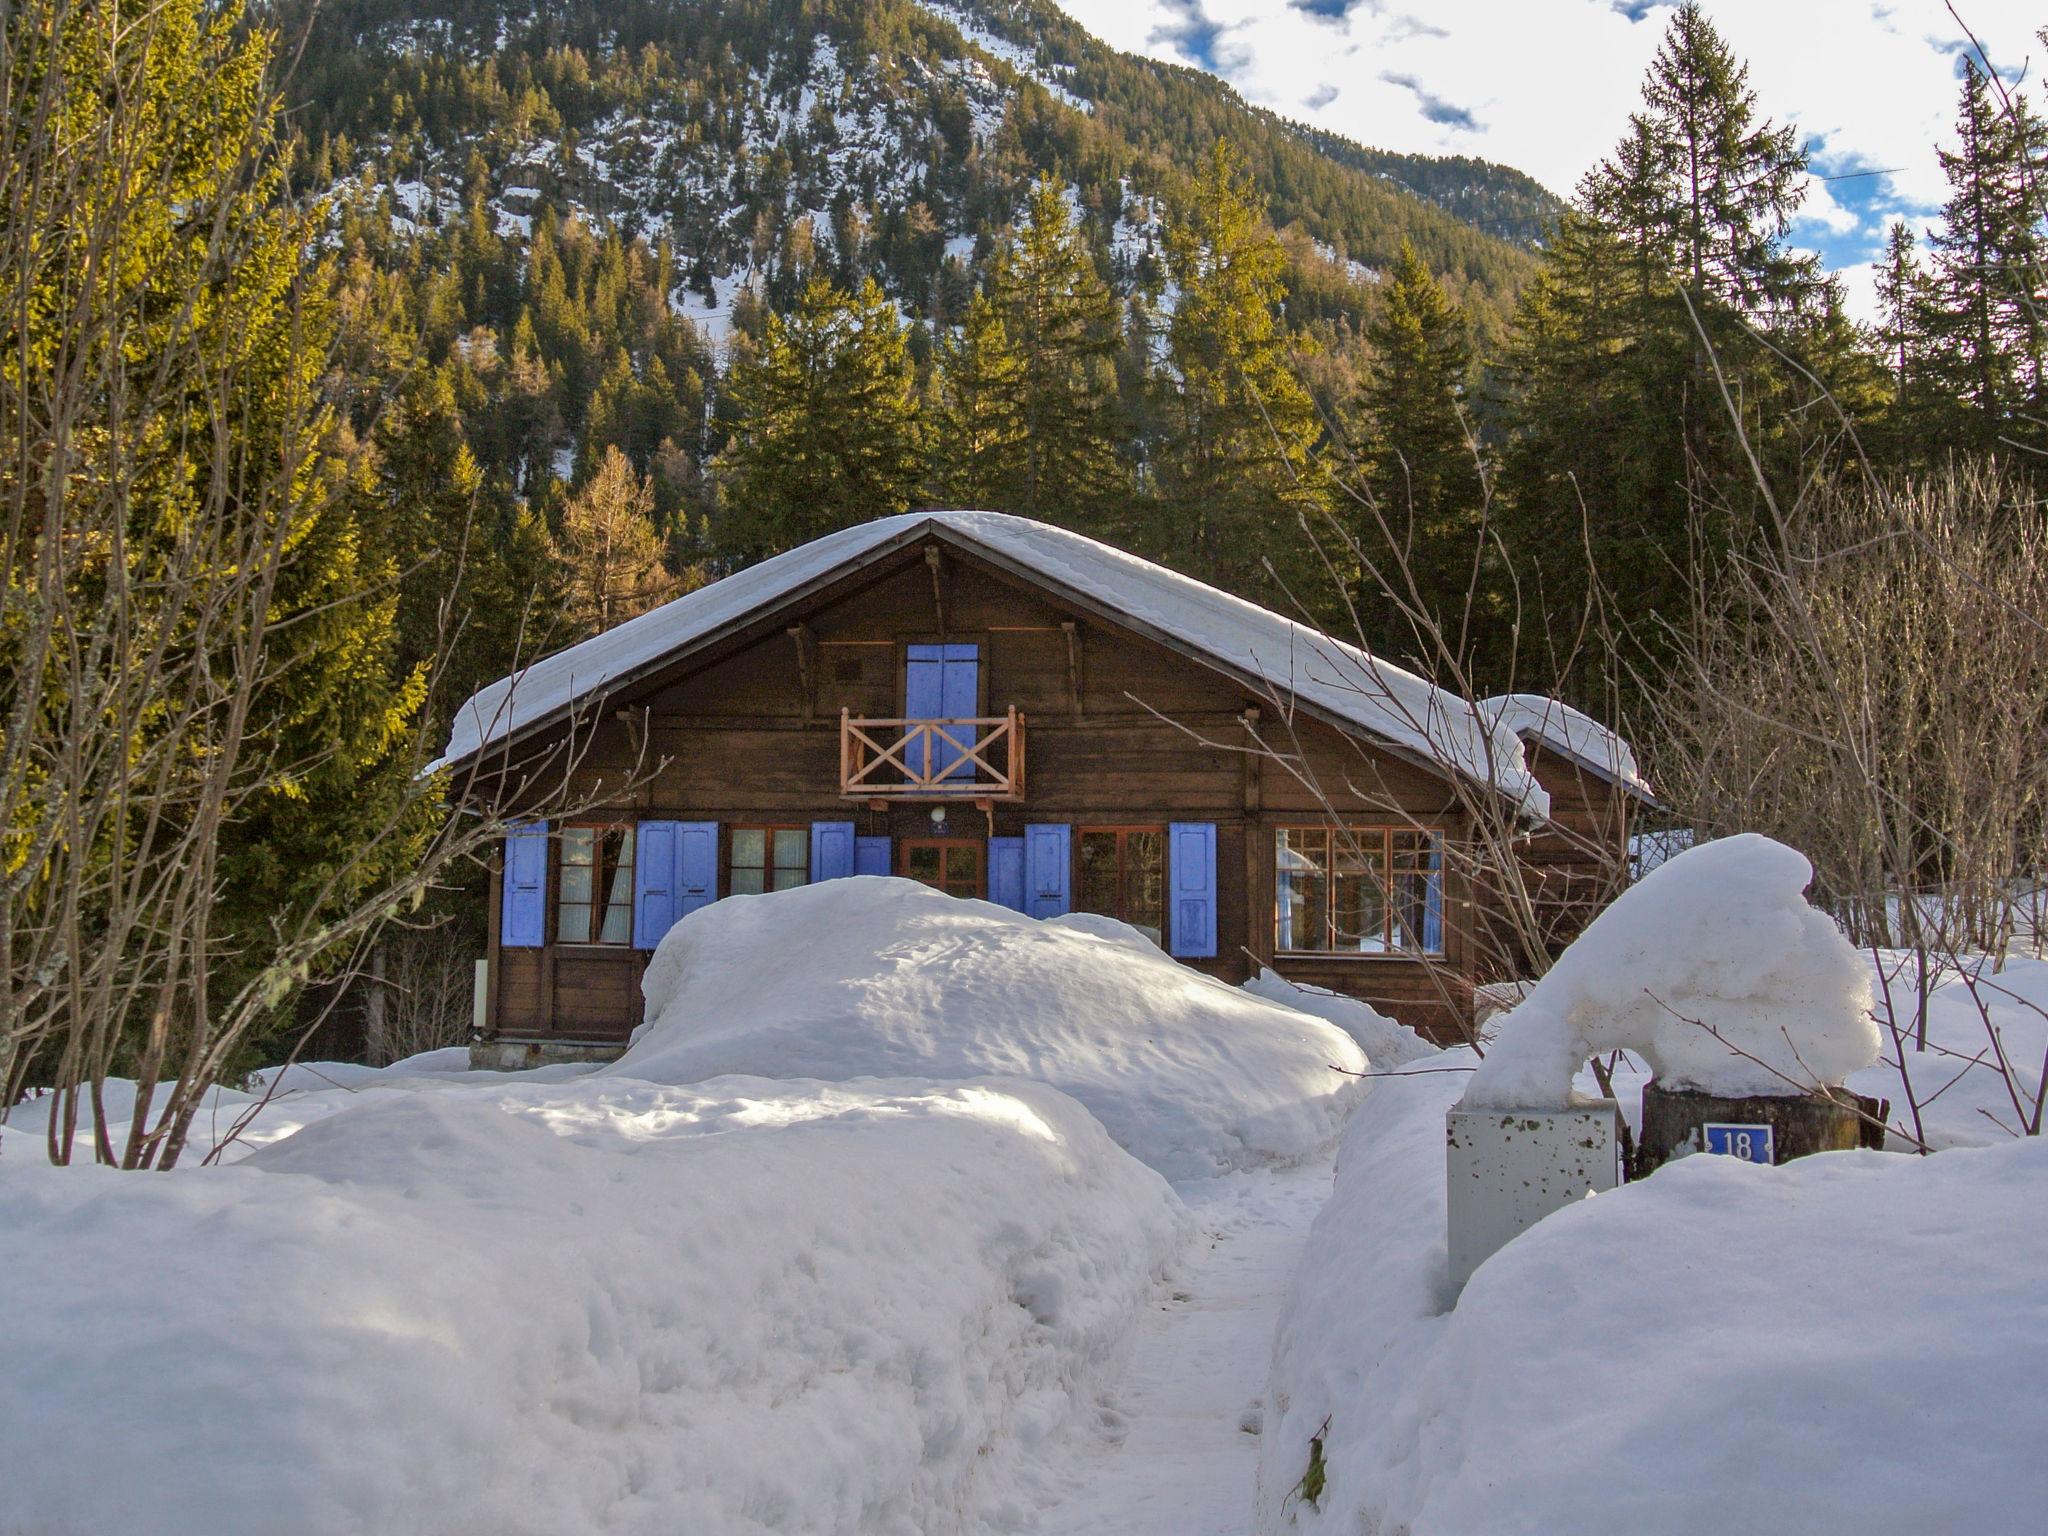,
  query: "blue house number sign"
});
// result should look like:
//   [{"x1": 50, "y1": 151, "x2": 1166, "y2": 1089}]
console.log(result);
[{"x1": 1703, "y1": 1123, "x2": 1775, "y2": 1164}]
